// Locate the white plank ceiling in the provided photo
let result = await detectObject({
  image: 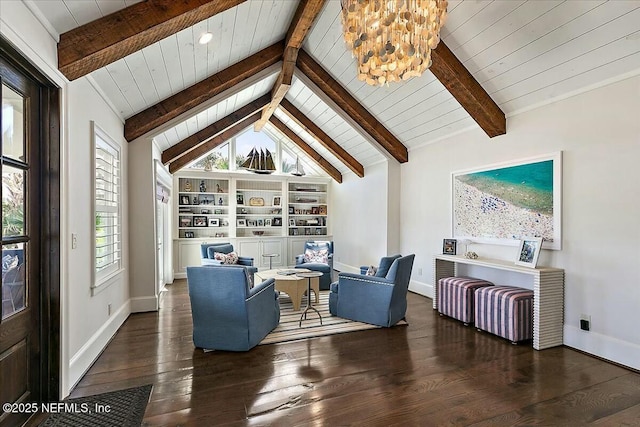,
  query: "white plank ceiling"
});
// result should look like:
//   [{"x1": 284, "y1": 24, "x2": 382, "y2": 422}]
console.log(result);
[{"x1": 30, "y1": 0, "x2": 640, "y2": 177}]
